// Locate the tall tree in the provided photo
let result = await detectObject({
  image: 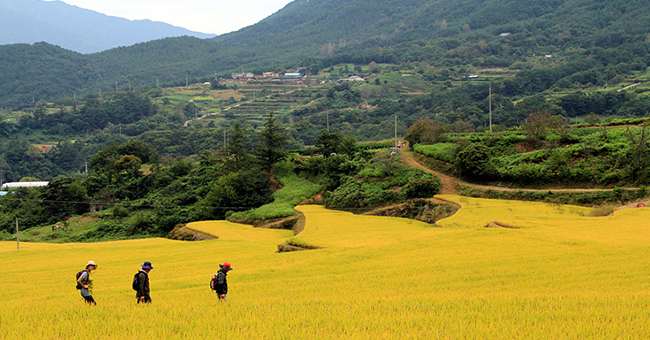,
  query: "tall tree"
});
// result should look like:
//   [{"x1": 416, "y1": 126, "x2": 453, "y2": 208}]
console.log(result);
[
  {"x1": 227, "y1": 121, "x2": 251, "y2": 171},
  {"x1": 255, "y1": 113, "x2": 288, "y2": 173},
  {"x1": 315, "y1": 129, "x2": 344, "y2": 157}
]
